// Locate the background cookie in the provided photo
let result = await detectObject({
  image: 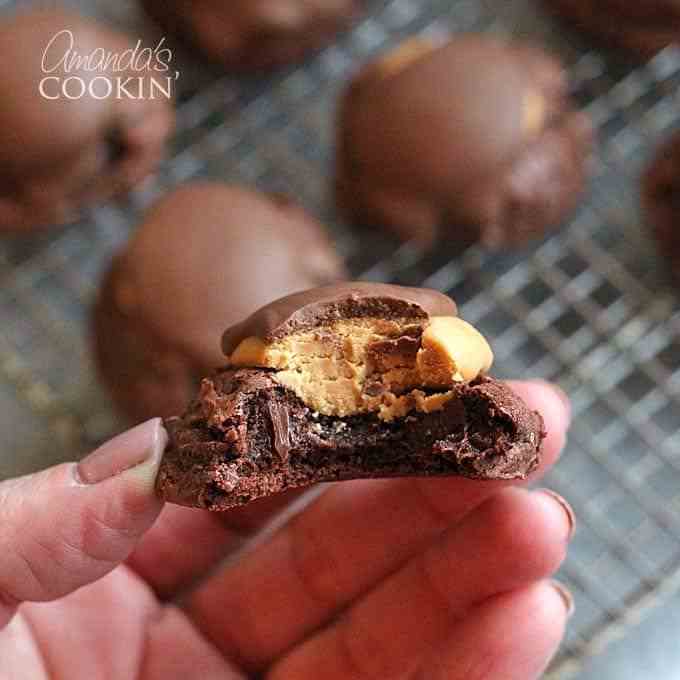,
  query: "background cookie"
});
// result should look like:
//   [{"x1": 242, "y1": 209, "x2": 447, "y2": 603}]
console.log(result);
[
  {"x1": 142, "y1": 0, "x2": 365, "y2": 72},
  {"x1": 0, "y1": 8, "x2": 174, "y2": 231},
  {"x1": 92, "y1": 182, "x2": 347, "y2": 423},
  {"x1": 335, "y1": 35, "x2": 593, "y2": 249}
]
